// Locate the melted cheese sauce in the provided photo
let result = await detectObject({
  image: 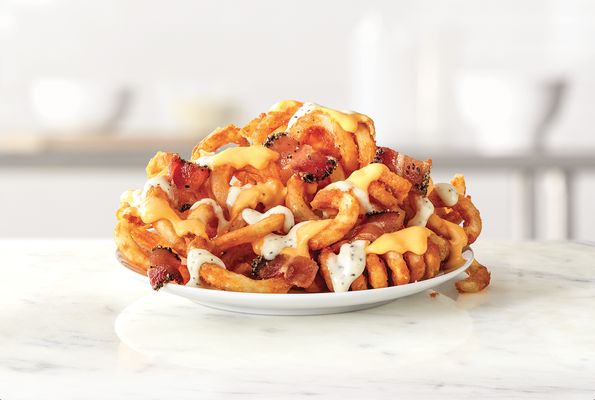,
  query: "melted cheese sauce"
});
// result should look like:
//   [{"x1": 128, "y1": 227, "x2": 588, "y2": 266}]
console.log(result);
[
  {"x1": 194, "y1": 146, "x2": 278, "y2": 170},
  {"x1": 142, "y1": 176, "x2": 174, "y2": 199},
  {"x1": 366, "y1": 226, "x2": 433, "y2": 256},
  {"x1": 346, "y1": 163, "x2": 387, "y2": 192},
  {"x1": 256, "y1": 219, "x2": 331, "y2": 260},
  {"x1": 272, "y1": 100, "x2": 374, "y2": 134},
  {"x1": 226, "y1": 183, "x2": 252, "y2": 209},
  {"x1": 185, "y1": 248, "x2": 226, "y2": 287},
  {"x1": 190, "y1": 198, "x2": 229, "y2": 233},
  {"x1": 434, "y1": 183, "x2": 459, "y2": 207},
  {"x1": 326, "y1": 180, "x2": 376, "y2": 214},
  {"x1": 443, "y1": 220, "x2": 468, "y2": 269},
  {"x1": 120, "y1": 176, "x2": 208, "y2": 238},
  {"x1": 326, "y1": 240, "x2": 367, "y2": 293},
  {"x1": 140, "y1": 196, "x2": 207, "y2": 237},
  {"x1": 229, "y1": 180, "x2": 286, "y2": 217},
  {"x1": 242, "y1": 205, "x2": 295, "y2": 233},
  {"x1": 408, "y1": 197, "x2": 435, "y2": 227},
  {"x1": 287, "y1": 102, "x2": 316, "y2": 129}
]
